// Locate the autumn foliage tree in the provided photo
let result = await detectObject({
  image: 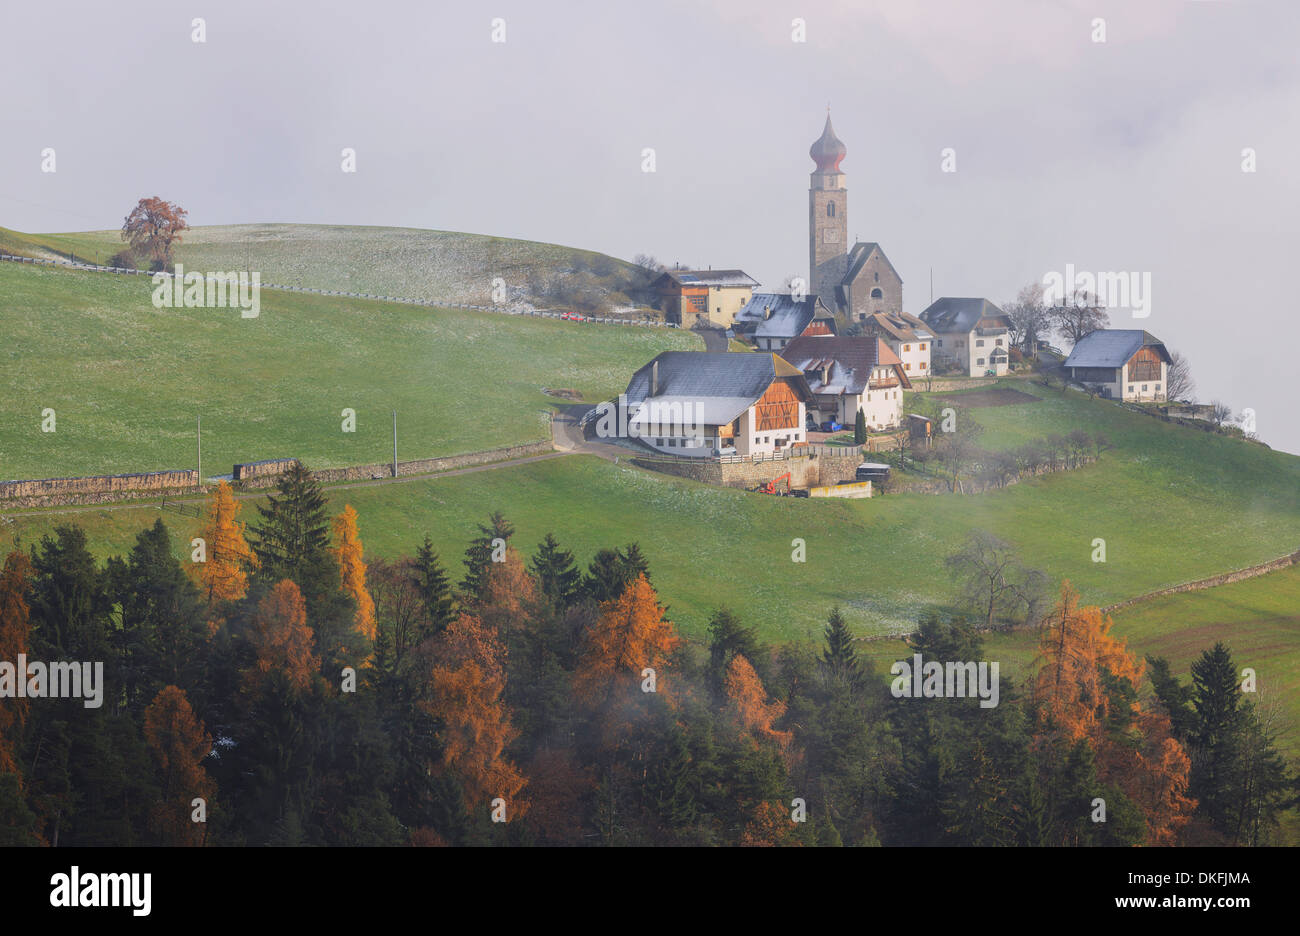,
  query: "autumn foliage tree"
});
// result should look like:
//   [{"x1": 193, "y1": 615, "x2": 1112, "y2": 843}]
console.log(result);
[
  {"x1": 121, "y1": 196, "x2": 189, "y2": 267},
  {"x1": 332, "y1": 505, "x2": 376, "y2": 642},
  {"x1": 572, "y1": 573, "x2": 681, "y2": 710},
  {"x1": 725, "y1": 653, "x2": 792, "y2": 754},
  {"x1": 143, "y1": 685, "x2": 216, "y2": 846},
  {"x1": 419, "y1": 613, "x2": 527, "y2": 819},
  {"x1": 1033, "y1": 582, "x2": 1195, "y2": 844},
  {"x1": 248, "y1": 580, "x2": 319, "y2": 693},
  {"x1": 194, "y1": 481, "x2": 258, "y2": 606}
]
